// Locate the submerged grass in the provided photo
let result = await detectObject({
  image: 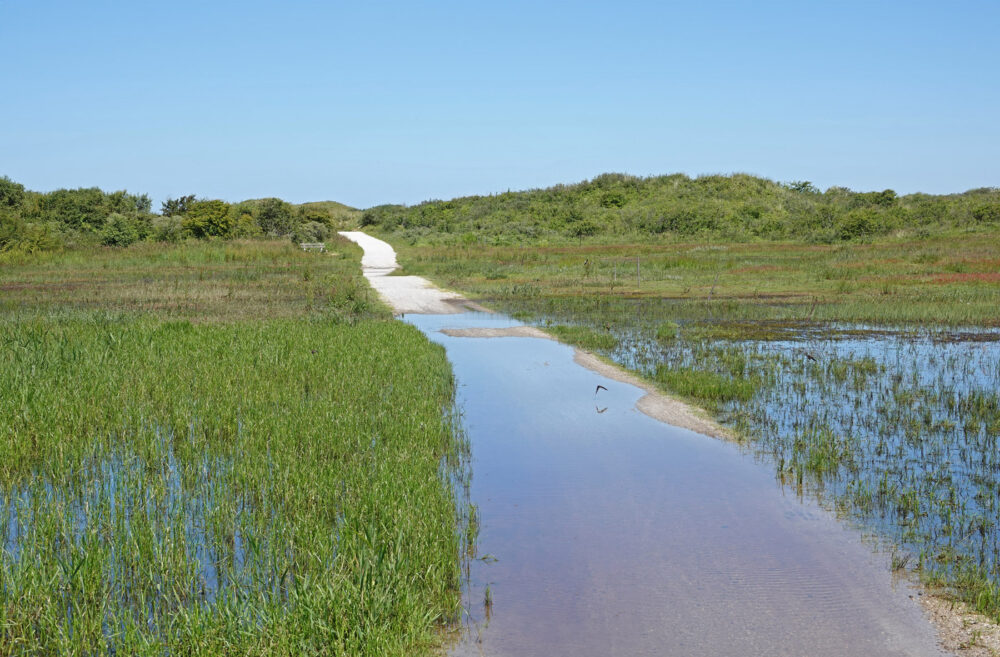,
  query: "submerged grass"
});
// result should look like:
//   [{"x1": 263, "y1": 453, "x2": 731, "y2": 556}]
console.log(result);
[{"x1": 0, "y1": 240, "x2": 469, "y2": 655}]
